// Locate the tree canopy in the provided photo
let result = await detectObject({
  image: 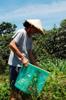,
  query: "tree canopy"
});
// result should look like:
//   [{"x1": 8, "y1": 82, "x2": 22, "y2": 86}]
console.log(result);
[
  {"x1": 60, "y1": 19, "x2": 66, "y2": 29},
  {"x1": 0, "y1": 22, "x2": 17, "y2": 35}
]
